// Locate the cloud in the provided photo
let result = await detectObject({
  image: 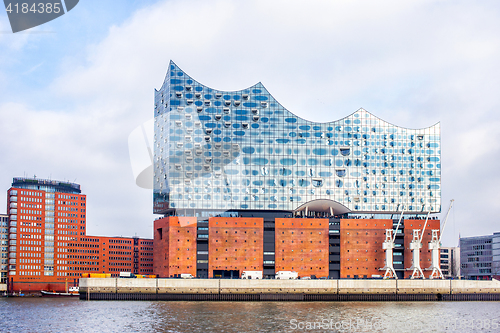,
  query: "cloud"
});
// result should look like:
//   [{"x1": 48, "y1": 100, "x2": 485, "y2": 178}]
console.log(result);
[{"x1": 1, "y1": 0, "x2": 500, "y2": 244}]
